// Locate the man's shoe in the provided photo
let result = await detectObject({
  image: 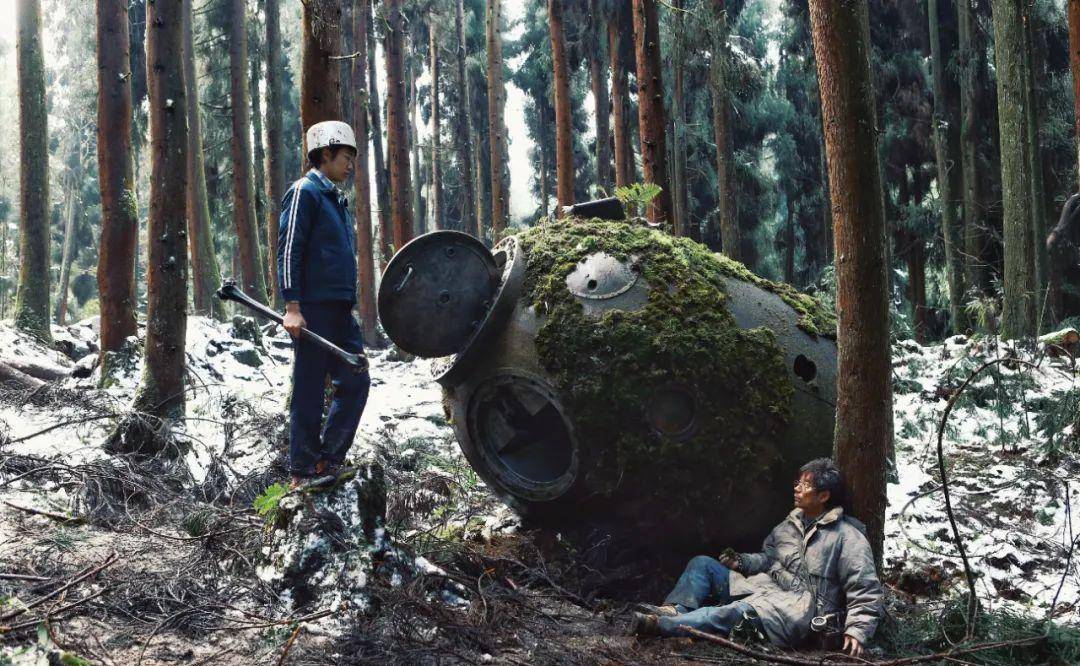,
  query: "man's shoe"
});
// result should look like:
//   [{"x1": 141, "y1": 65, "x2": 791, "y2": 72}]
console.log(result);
[
  {"x1": 631, "y1": 612, "x2": 661, "y2": 636},
  {"x1": 635, "y1": 603, "x2": 679, "y2": 617}
]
